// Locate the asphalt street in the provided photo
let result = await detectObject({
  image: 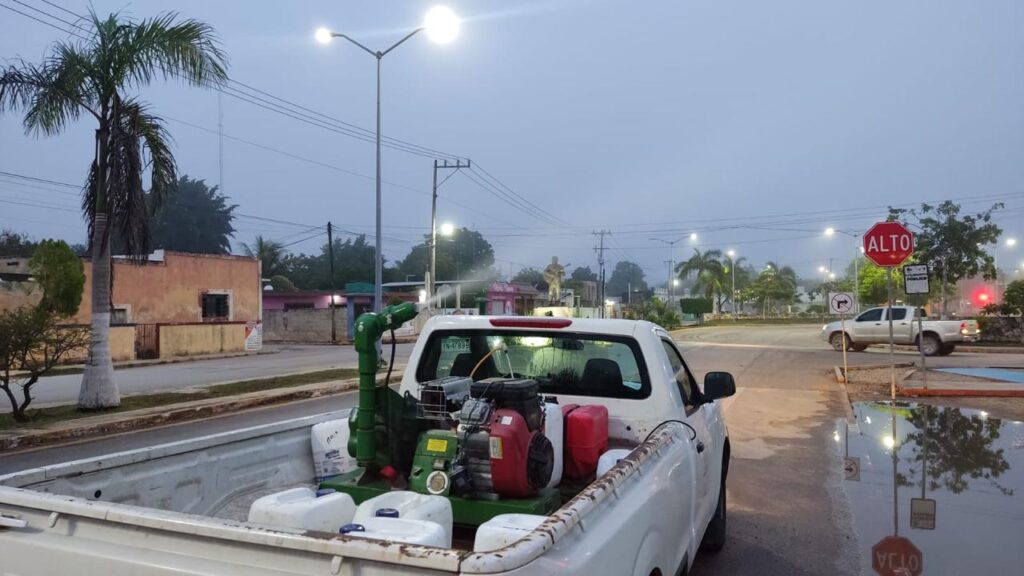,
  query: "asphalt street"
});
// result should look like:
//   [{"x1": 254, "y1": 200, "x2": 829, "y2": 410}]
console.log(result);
[
  {"x1": 10, "y1": 342, "x2": 414, "y2": 410},
  {"x1": 3, "y1": 324, "x2": 1020, "y2": 575}
]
